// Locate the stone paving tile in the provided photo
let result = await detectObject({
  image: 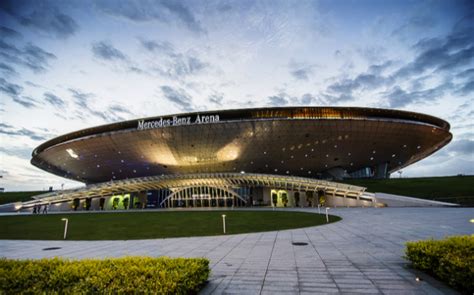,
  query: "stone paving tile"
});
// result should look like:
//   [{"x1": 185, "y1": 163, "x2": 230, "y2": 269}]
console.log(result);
[{"x1": 1, "y1": 207, "x2": 472, "y2": 294}]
